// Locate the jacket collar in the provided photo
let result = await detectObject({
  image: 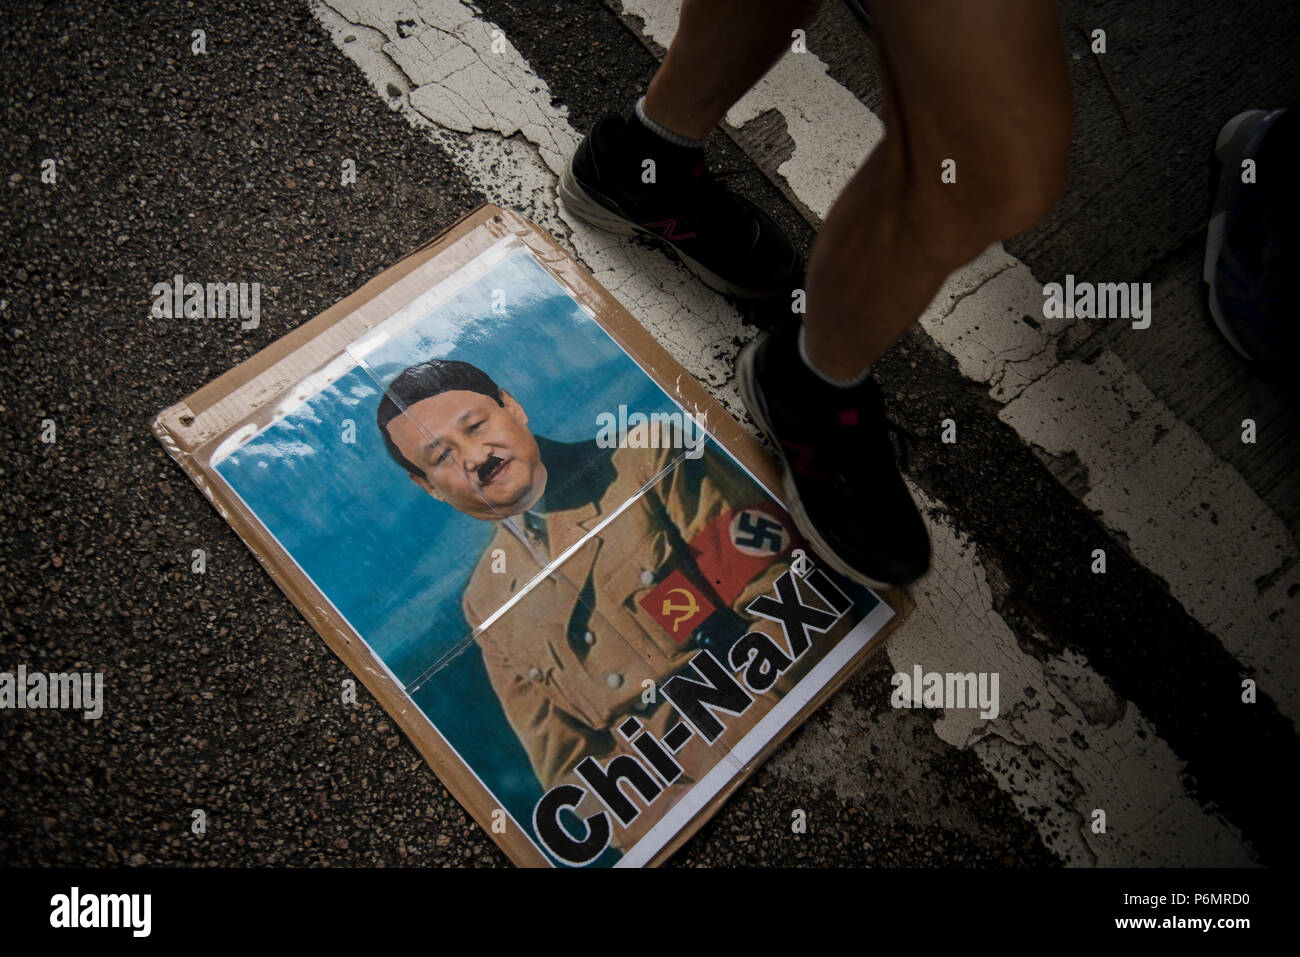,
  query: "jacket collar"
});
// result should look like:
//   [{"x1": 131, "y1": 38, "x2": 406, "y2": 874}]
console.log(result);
[
  {"x1": 500, "y1": 436, "x2": 617, "y2": 578},
  {"x1": 529, "y1": 435, "x2": 617, "y2": 517}
]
